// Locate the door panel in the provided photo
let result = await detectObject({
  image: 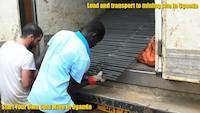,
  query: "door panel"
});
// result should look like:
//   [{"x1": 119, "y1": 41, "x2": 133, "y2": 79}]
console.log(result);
[{"x1": 162, "y1": 0, "x2": 200, "y2": 83}]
